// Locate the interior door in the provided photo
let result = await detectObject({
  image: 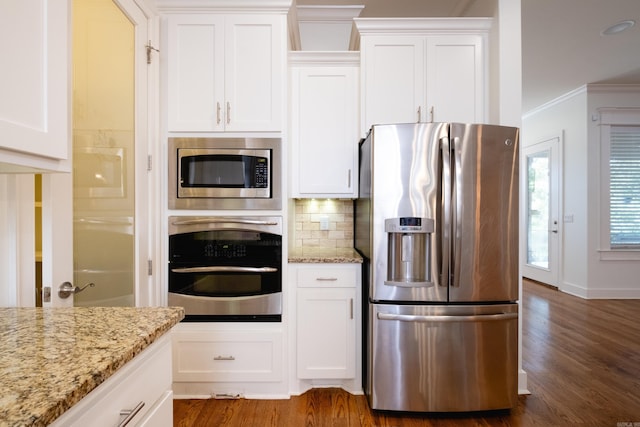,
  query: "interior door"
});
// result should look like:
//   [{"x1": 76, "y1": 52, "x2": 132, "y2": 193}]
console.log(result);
[
  {"x1": 42, "y1": 0, "x2": 150, "y2": 307},
  {"x1": 522, "y1": 137, "x2": 561, "y2": 287}
]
